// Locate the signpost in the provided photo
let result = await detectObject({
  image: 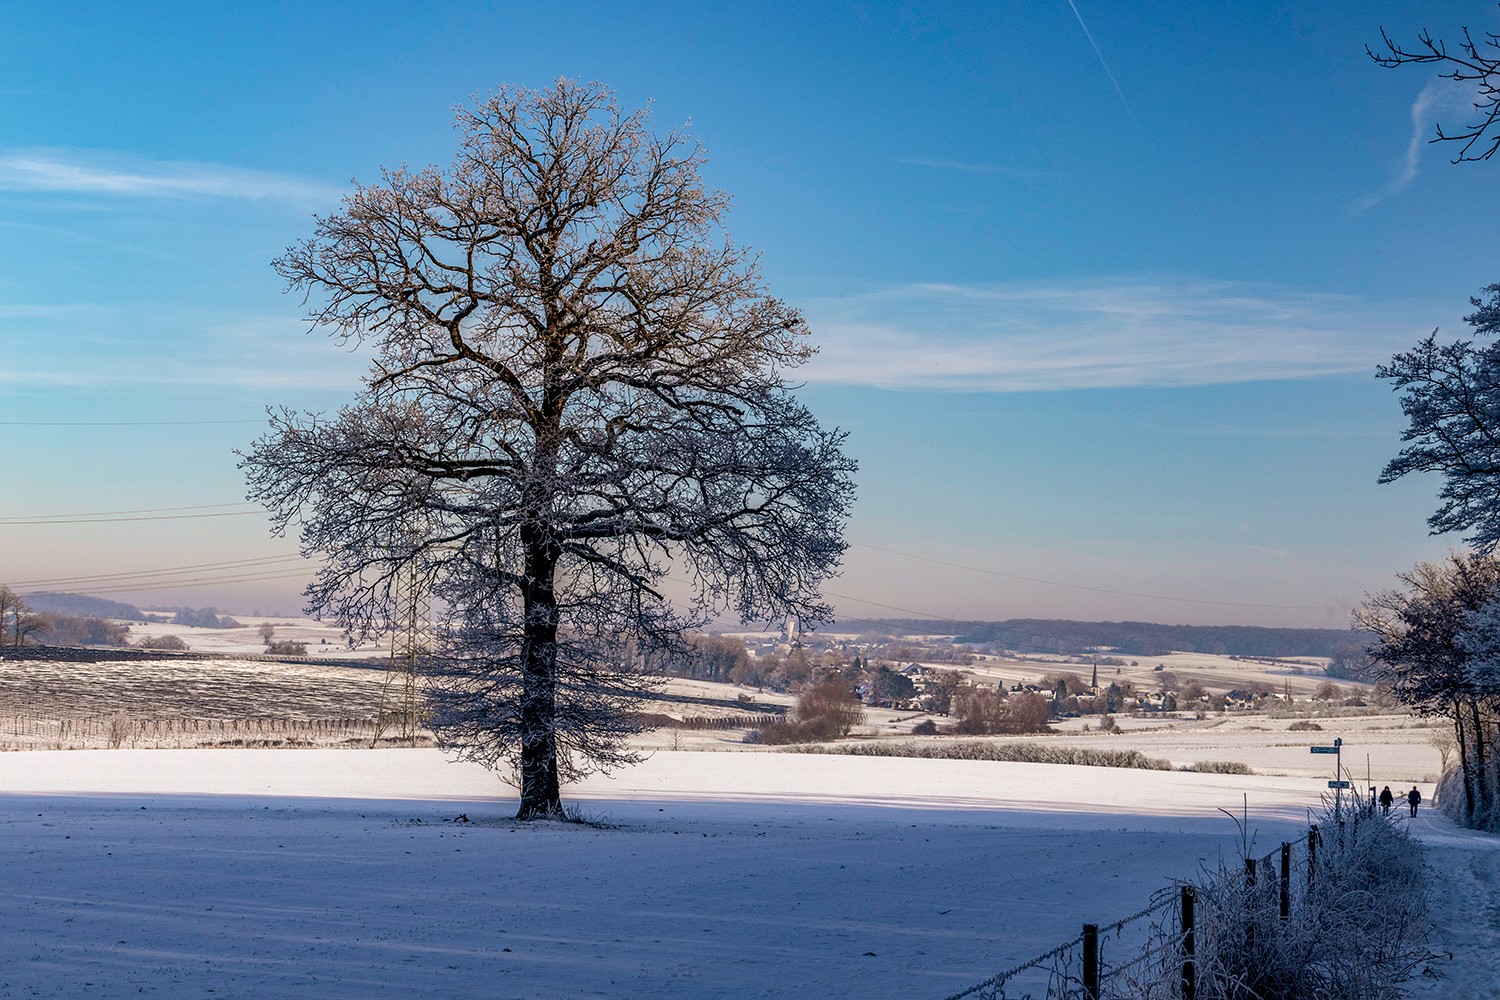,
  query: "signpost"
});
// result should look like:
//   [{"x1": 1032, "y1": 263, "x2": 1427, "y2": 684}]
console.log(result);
[{"x1": 1310, "y1": 738, "x2": 1345, "y2": 814}]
